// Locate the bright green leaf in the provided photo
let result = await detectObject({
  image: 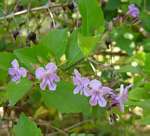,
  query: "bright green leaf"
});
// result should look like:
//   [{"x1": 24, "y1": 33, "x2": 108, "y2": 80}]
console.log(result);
[
  {"x1": 7, "y1": 78, "x2": 32, "y2": 106},
  {"x1": 117, "y1": 65, "x2": 140, "y2": 73},
  {"x1": 42, "y1": 81, "x2": 91, "y2": 114},
  {"x1": 142, "y1": 39, "x2": 150, "y2": 52},
  {"x1": 78, "y1": 0, "x2": 105, "y2": 36},
  {"x1": 139, "y1": 115, "x2": 150, "y2": 125},
  {"x1": 143, "y1": 53, "x2": 150, "y2": 75},
  {"x1": 14, "y1": 45, "x2": 50, "y2": 72},
  {"x1": 78, "y1": 33, "x2": 99, "y2": 56},
  {"x1": 13, "y1": 113, "x2": 42, "y2": 136},
  {"x1": 39, "y1": 29, "x2": 68, "y2": 61},
  {"x1": 0, "y1": 52, "x2": 15, "y2": 70},
  {"x1": 66, "y1": 30, "x2": 83, "y2": 66},
  {"x1": 129, "y1": 87, "x2": 150, "y2": 101}
]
